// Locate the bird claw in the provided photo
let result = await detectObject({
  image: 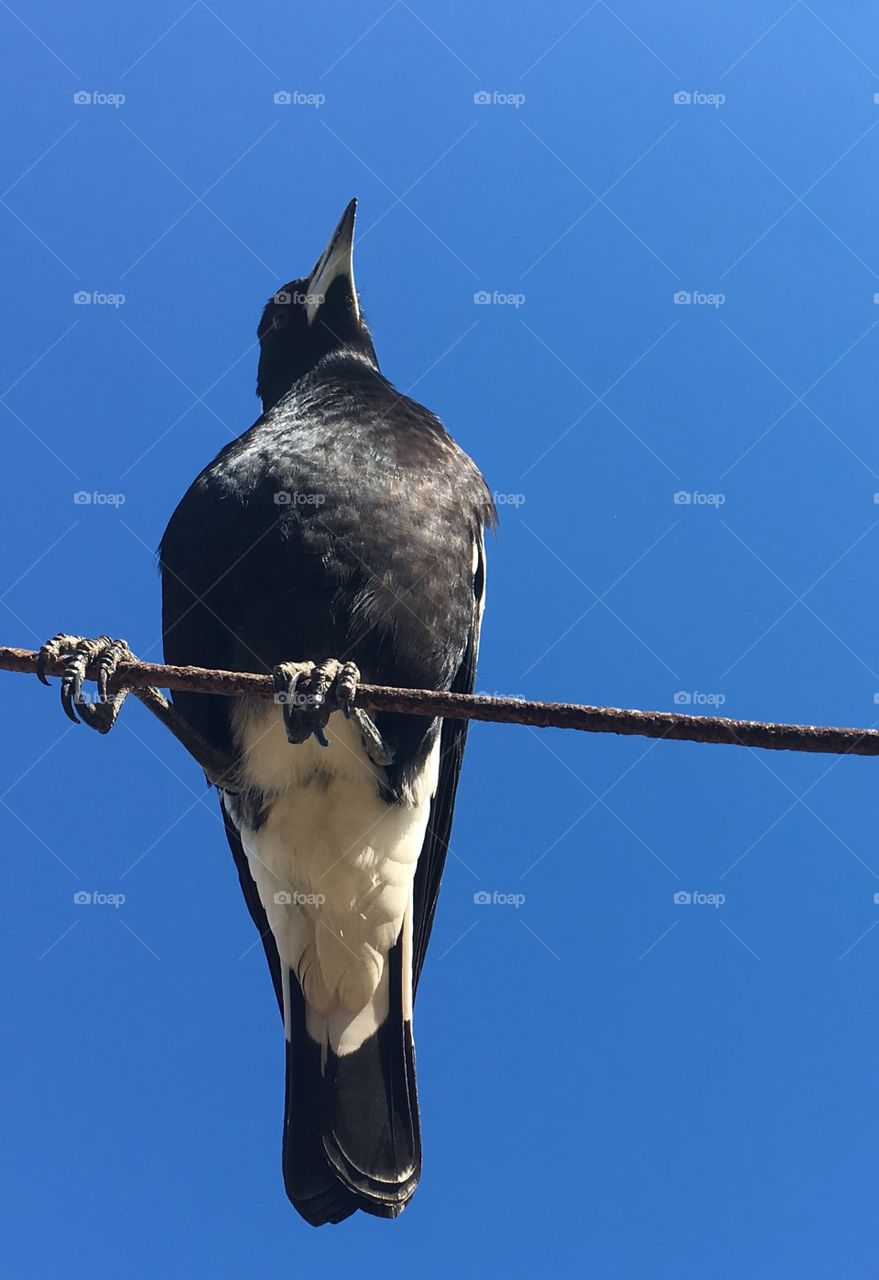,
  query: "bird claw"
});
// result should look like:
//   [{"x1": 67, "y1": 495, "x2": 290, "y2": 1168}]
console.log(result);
[
  {"x1": 273, "y1": 659, "x2": 347, "y2": 747},
  {"x1": 36, "y1": 632, "x2": 81, "y2": 686},
  {"x1": 37, "y1": 633, "x2": 134, "y2": 733},
  {"x1": 272, "y1": 658, "x2": 394, "y2": 764}
]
